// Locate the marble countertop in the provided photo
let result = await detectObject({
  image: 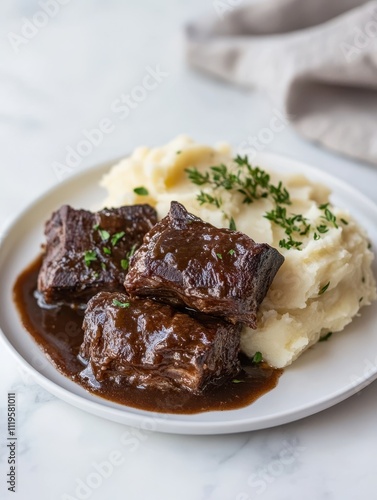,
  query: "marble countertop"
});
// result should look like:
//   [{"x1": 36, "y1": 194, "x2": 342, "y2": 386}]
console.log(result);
[{"x1": 1, "y1": 1, "x2": 377, "y2": 499}]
